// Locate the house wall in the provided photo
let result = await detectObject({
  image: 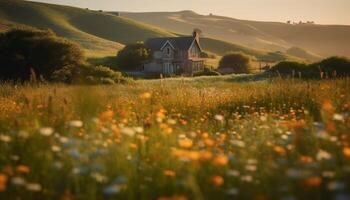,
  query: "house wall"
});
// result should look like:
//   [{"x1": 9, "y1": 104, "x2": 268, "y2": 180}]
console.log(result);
[{"x1": 188, "y1": 40, "x2": 201, "y2": 59}]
